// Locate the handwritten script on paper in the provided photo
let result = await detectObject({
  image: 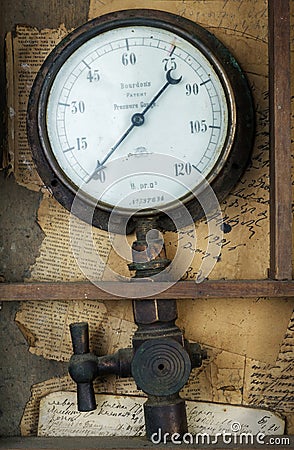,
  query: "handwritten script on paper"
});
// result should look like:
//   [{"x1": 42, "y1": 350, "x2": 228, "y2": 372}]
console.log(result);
[
  {"x1": 38, "y1": 392, "x2": 284, "y2": 437},
  {"x1": 243, "y1": 312, "x2": 294, "y2": 416}
]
